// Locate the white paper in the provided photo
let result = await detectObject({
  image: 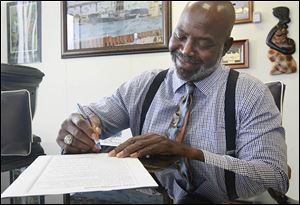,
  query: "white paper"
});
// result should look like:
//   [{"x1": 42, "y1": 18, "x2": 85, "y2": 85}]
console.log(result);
[
  {"x1": 100, "y1": 129, "x2": 132, "y2": 147},
  {"x1": 1, "y1": 153, "x2": 157, "y2": 198},
  {"x1": 100, "y1": 135, "x2": 132, "y2": 147}
]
